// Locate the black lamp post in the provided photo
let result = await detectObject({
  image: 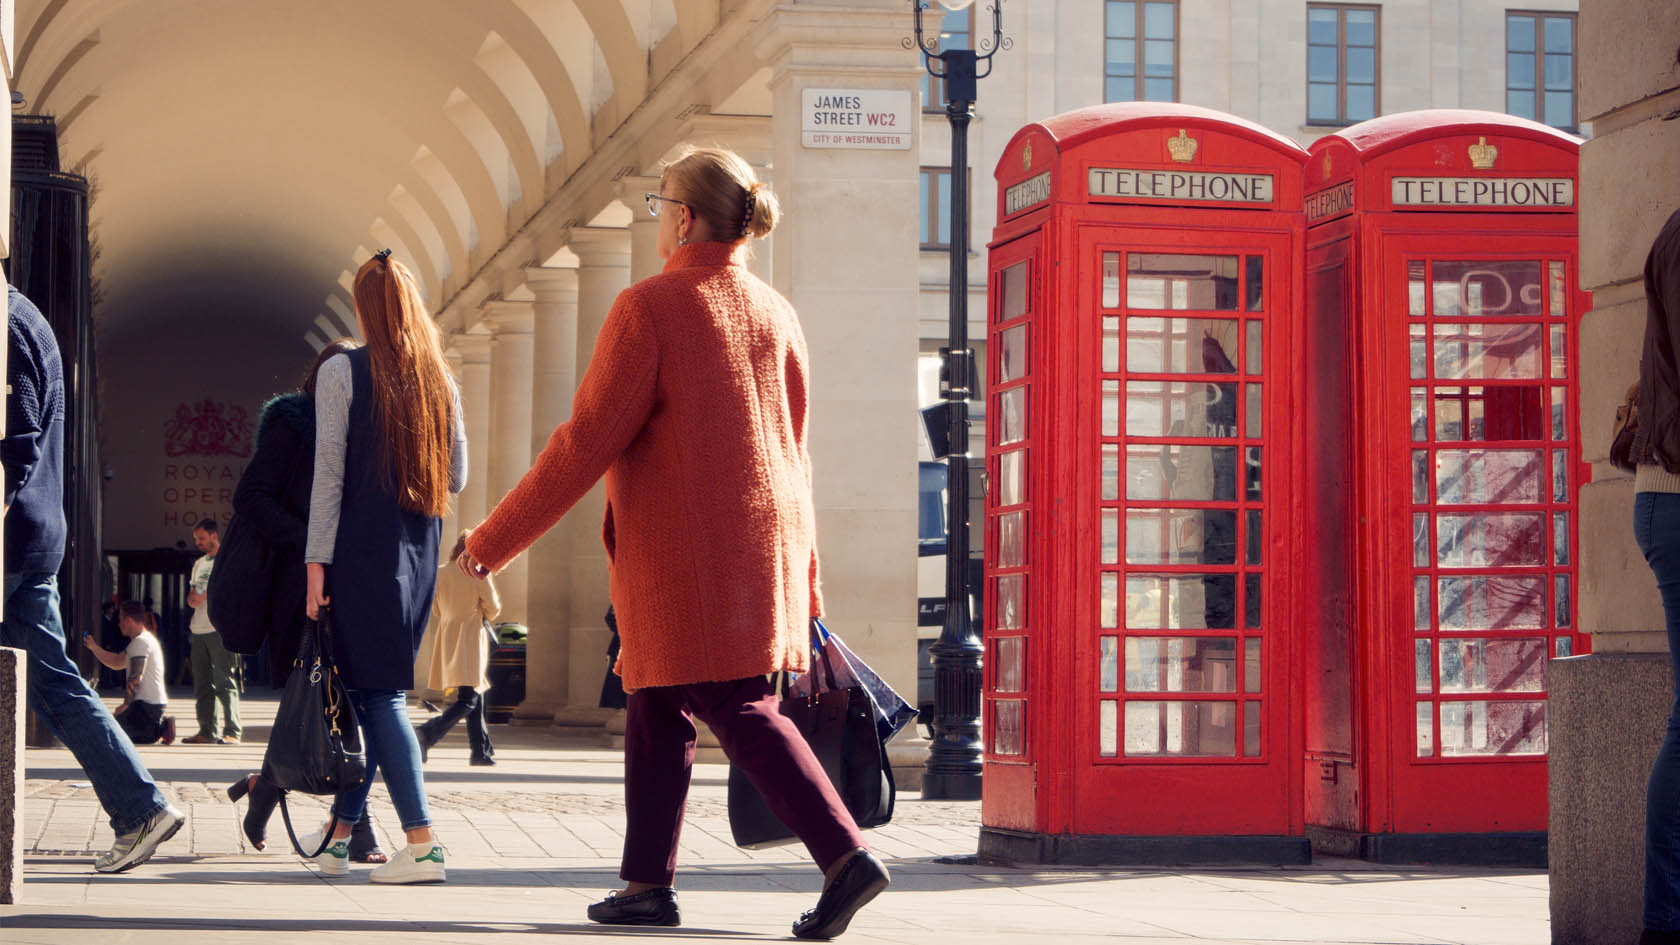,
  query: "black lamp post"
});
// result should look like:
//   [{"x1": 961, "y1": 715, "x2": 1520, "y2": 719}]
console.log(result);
[{"x1": 911, "y1": 0, "x2": 1006, "y2": 802}]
